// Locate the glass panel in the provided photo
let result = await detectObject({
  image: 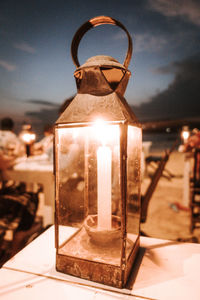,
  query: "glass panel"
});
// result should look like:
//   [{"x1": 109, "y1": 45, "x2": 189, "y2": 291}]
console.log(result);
[
  {"x1": 126, "y1": 125, "x2": 141, "y2": 257},
  {"x1": 56, "y1": 127, "x2": 85, "y2": 226},
  {"x1": 56, "y1": 122, "x2": 122, "y2": 266}
]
